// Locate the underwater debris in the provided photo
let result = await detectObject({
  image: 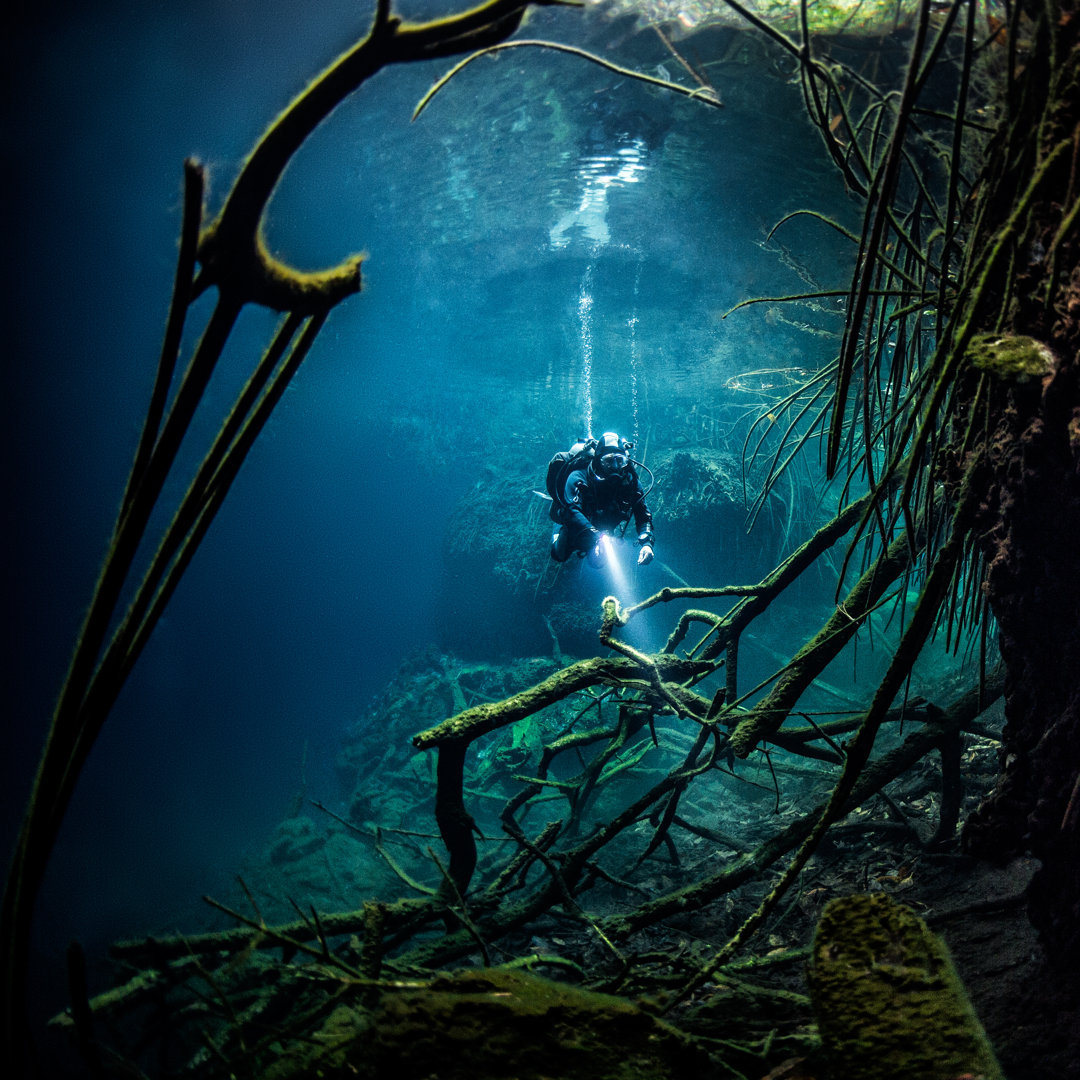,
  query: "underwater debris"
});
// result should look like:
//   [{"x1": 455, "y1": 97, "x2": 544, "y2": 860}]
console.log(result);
[
  {"x1": 262, "y1": 967, "x2": 712, "y2": 1080},
  {"x1": 52, "y1": 682, "x2": 1012, "y2": 1078}
]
